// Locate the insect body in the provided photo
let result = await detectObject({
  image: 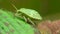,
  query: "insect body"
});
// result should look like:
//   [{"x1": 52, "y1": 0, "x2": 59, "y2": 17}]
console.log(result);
[
  {"x1": 16, "y1": 8, "x2": 43, "y2": 25},
  {"x1": 17, "y1": 8, "x2": 42, "y2": 20}
]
